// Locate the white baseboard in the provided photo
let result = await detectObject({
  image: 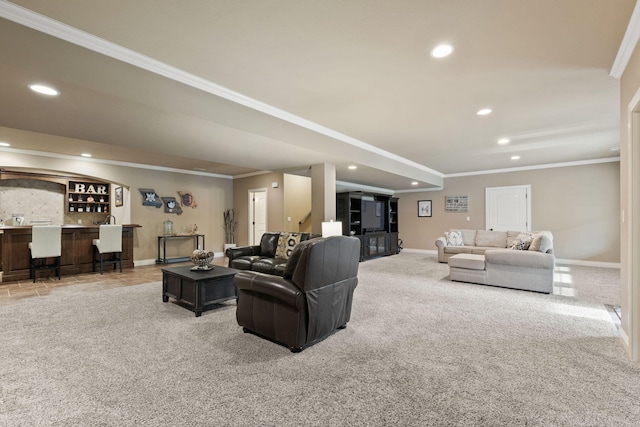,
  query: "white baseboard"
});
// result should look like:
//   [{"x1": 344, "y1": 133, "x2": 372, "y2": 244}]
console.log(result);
[{"x1": 401, "y1": 248, "x2": 620, "y2": 269}]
